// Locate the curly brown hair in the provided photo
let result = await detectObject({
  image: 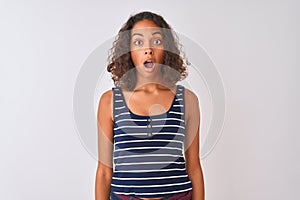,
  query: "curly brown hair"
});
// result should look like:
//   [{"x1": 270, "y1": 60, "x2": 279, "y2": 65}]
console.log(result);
[{"x1": 107, "y1": 11, "x2": 189, "y2": 90}]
